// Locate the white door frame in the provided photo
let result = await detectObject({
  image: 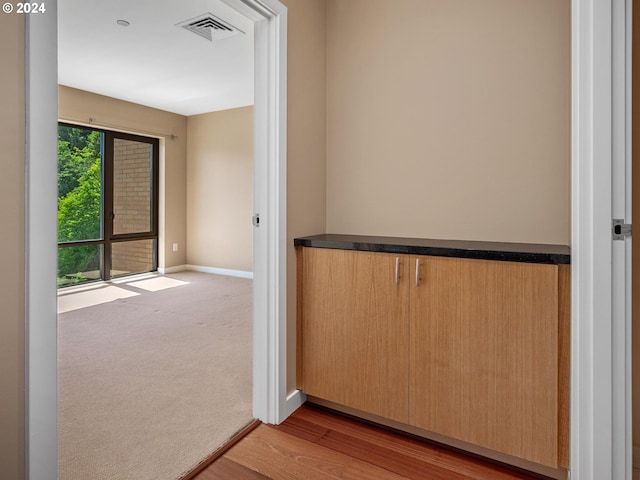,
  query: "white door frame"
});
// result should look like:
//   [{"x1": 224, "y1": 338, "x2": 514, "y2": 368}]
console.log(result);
[
  {"x1": 25, "y1": 8, "x2": 59, "y2": 480},
  {"x1": 612, "y1": 0, "x2": 633, "y2": 478},
  {"x1": 24, "y1": 0, "x2": 295, "y2": 477},
  {"x1": 221, "y1": 0, "x2": 305, "y2": 423},
  {"x1": 571, "y1": 0, "x2": 632, "y2": 478}
]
